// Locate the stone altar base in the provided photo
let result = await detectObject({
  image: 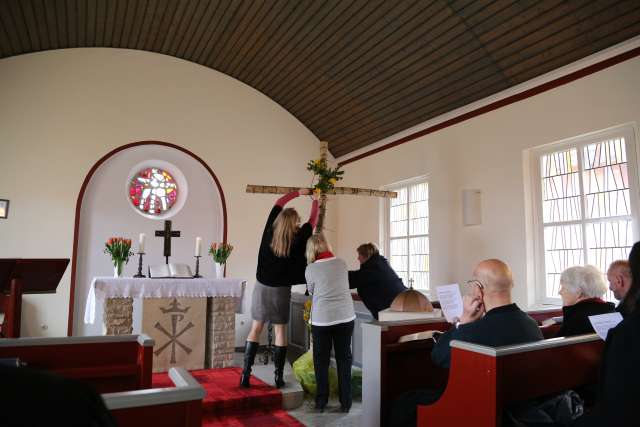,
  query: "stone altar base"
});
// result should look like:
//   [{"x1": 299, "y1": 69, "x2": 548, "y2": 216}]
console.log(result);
[
  {"x1": 103, "y1": 295, "x2": 239, "y2": 371},
  {"x1": 205, "y1": 296, "x2": 239, "y2": 369},
  {"x1": 104, "y1": 297, "x2": 133, "y2": 335},
  {"x1": 142, "y1": 297, "x2": 206, "y2": 373}
]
